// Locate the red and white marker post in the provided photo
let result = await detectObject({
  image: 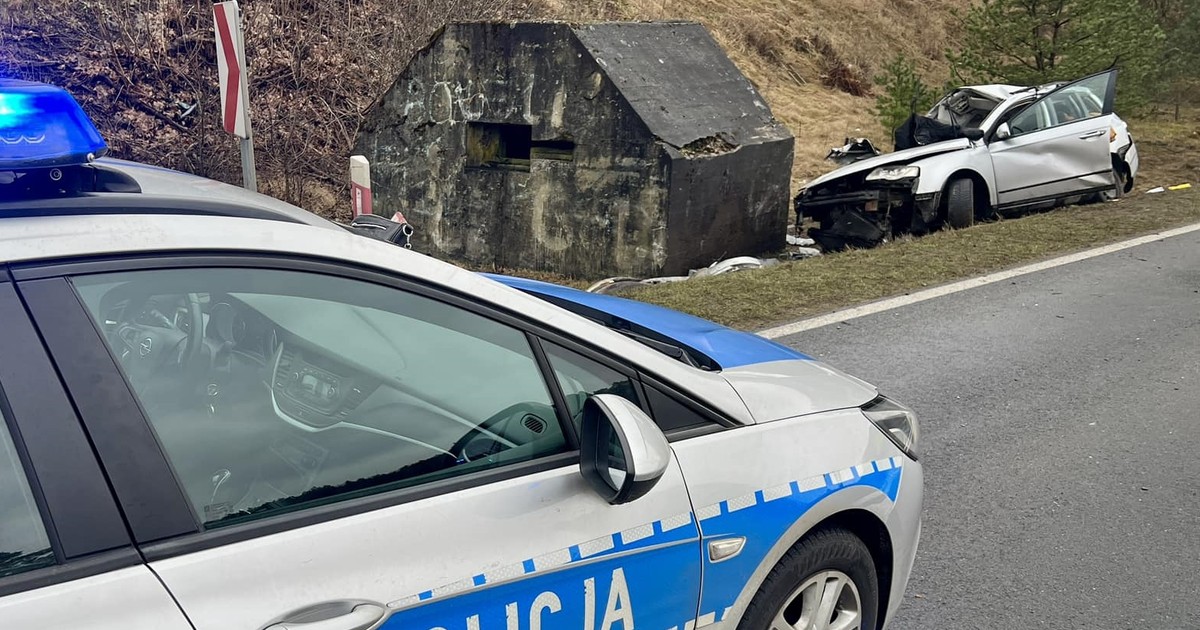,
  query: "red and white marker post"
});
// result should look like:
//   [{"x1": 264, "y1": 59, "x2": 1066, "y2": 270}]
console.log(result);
[
  {"x1": 213, "y1": 0, "x2": 257, "y2": 192},
  {"x1": 349, "y1": 155, "x2": 373, "y2": 217}
]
